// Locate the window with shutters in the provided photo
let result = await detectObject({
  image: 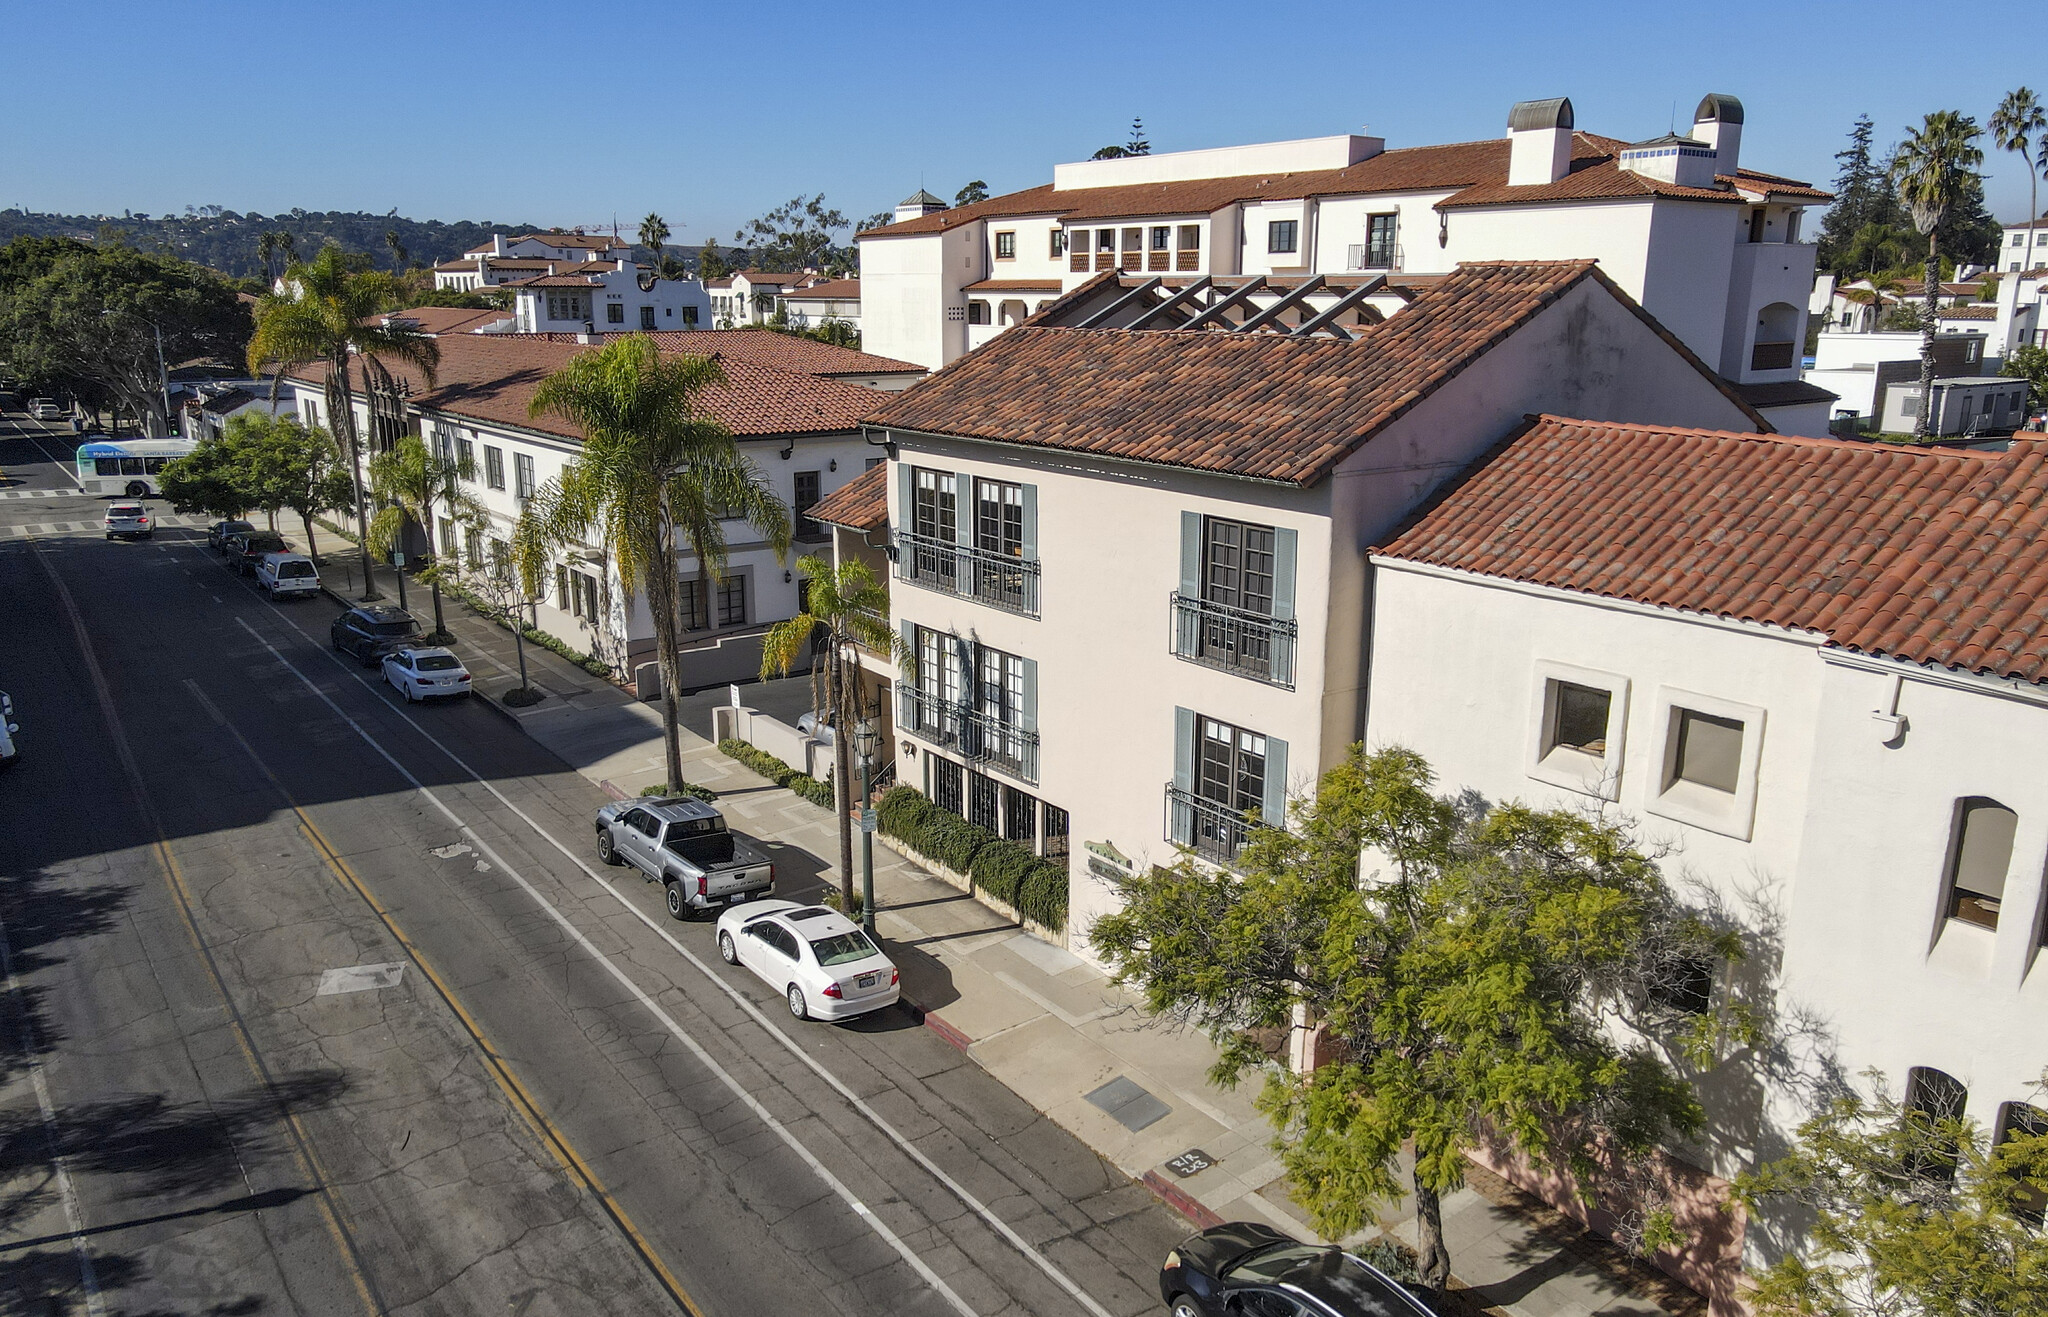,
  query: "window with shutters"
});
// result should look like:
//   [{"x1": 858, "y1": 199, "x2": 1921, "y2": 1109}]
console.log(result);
[
  {"x1": 1167, "y1": 713, "x2": 1278, "y2": 864},
  {"x1": 1648, "y1": 690, "x2": 1764, "y2": 840},
  {"x1": 895, "y1": 467, "x2": 1038, "y2": 614},
  {"x1": 901, "y1": 626, "x2": 1038, "y2": 782},
  {"x1": 905, "y1": 467, "x2": 959, "y2": 592},
  {"x1": 1942, "y1": 797, "x2": 2016, "y2": 931},
  {"x1": 484, "y1": 445, "x2": 505, "y2": 490},
  {"x1": 793, "y1": 470, "x2": 822, "y2": 539},
  {"x1": 1171, "y1": 514, "x2": 1296, "y2": 687}
]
